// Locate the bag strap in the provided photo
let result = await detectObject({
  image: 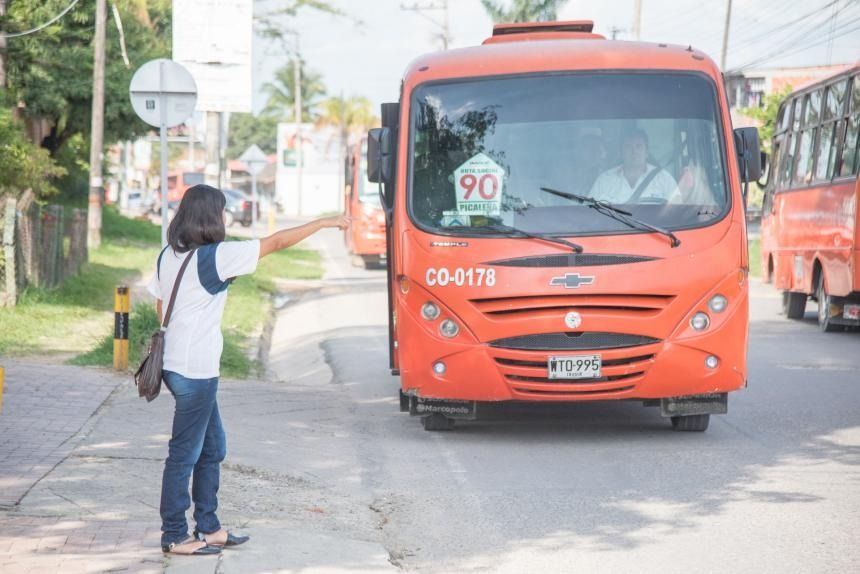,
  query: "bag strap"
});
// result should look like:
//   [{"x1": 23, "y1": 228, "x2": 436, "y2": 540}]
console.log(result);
[
  {"x1": 628, "y1": 166, "x2": 662, "y2": 203},
  {"x1": 161, "y1": 249, "x2": 197, "y2": 329}
]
